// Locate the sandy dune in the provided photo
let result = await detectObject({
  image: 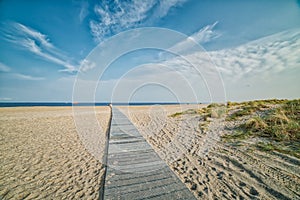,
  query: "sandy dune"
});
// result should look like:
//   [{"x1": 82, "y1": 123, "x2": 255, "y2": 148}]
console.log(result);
[
  {"x1": 121, "y1": 105, "x2": 300, "y2": 200},
  {"x1": 0, "y1": 106, "x2": 110, "y2": 199}
]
